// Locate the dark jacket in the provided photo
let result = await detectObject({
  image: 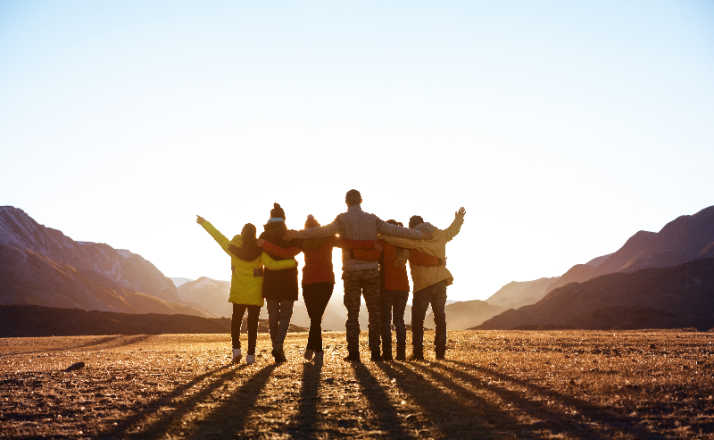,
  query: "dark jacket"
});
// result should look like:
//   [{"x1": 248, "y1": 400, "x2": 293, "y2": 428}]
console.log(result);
[{"x1": 259, "y1": 222, "x2": 299, "y2": 301}]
